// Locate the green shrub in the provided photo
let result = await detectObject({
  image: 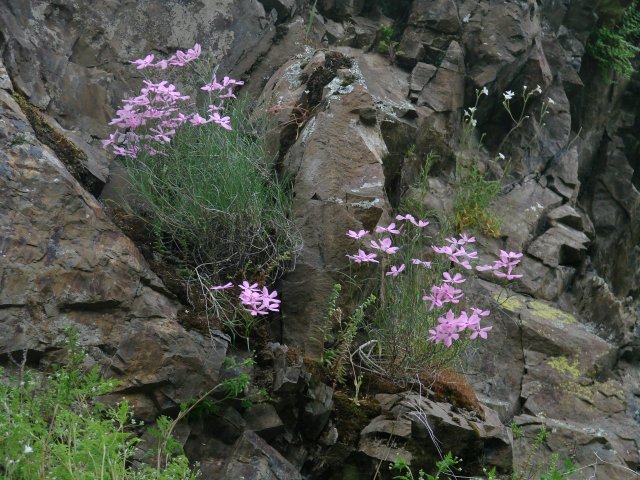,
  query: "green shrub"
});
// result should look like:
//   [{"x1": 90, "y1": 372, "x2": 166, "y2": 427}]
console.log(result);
[
  {"x1": 377, "y1": 25, "x2": 398, "y2": 55},
  {"x1": 453, "y1": 161, "x2": 501, "y2": 237},
  {"x1": 390, "y1": 452, "x2": 461, "y2": 480},
  {"x1": 120, "y1": 97, "x2": 301, "y2": 282},
  {"x1": 0, "y1": 330, "x2": 199, "y2": 479},
  {"x1": 587, "y1": 0, "x2": 640, "y2": 78}
]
